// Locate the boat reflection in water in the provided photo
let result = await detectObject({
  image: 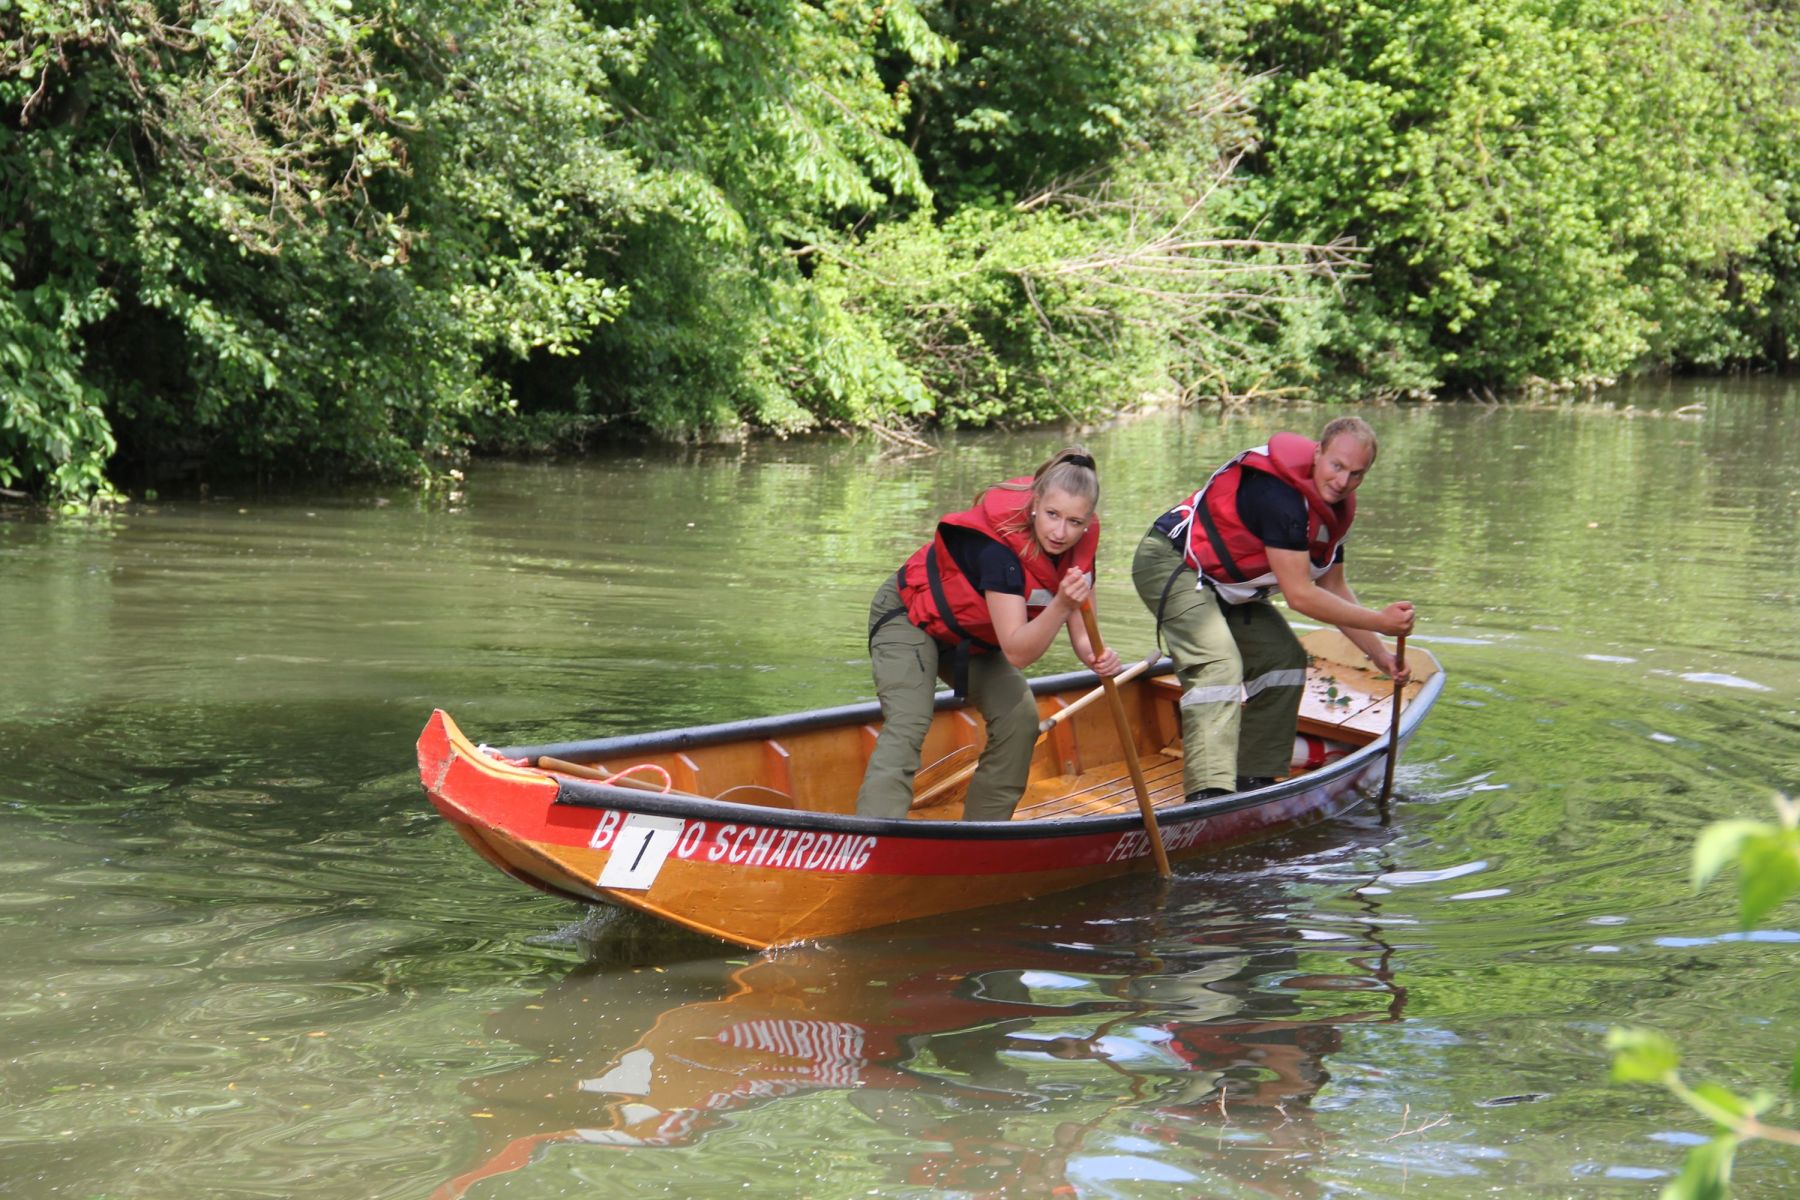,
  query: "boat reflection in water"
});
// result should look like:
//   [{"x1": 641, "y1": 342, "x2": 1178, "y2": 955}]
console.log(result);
[{"x1": 434, "y1": 873, "x2": 1408, "y2": 1199}]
